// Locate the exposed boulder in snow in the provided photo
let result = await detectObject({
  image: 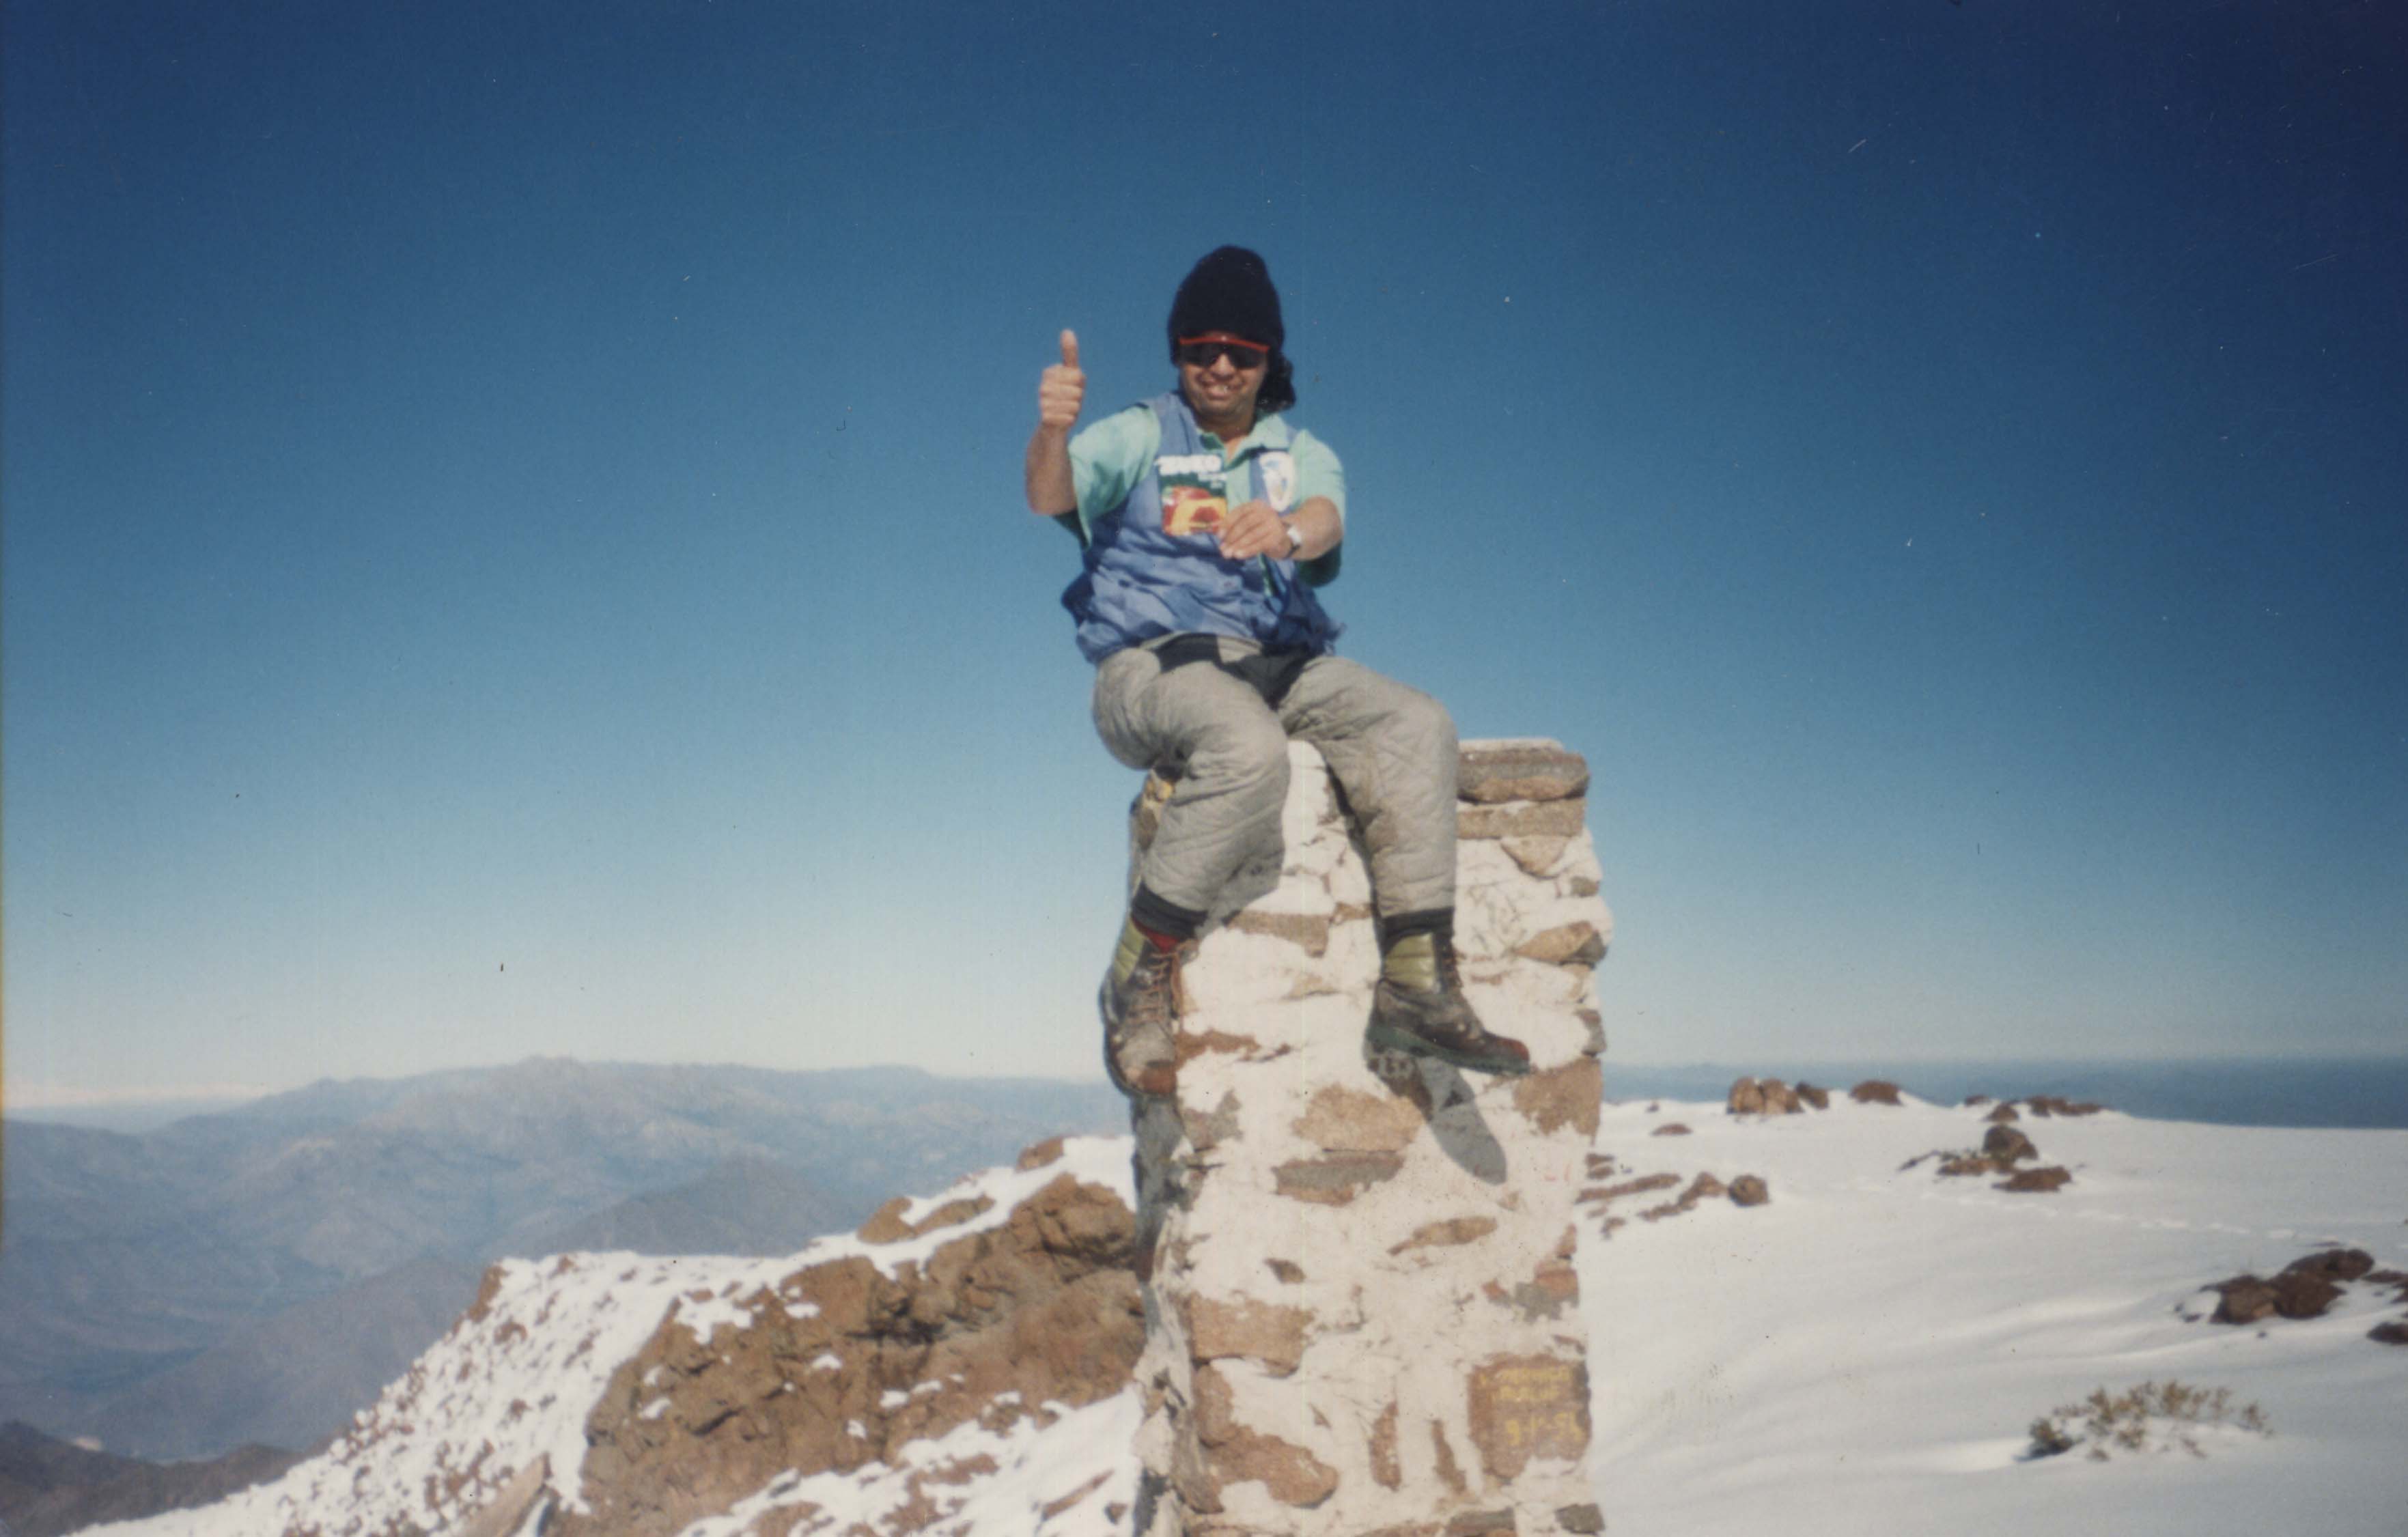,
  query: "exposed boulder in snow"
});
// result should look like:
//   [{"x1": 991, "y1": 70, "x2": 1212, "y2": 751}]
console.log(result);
[
  {"x1": 1568, "y1": 1155, "x2": 1782, "y2": 1232},
  {"x1": 1849, "y1": 1080, "x2": 1904, "y2": 1106},
  {"x1": 2282, "y1": 1246, "x2": 2375, "y2": 1284},
  {"x1": 1983, "y1": 1125, "x2": 2040, "y2": 1164},
  {"x1": 2266, "y1": 1269, "x2": 2345, "y2": 1319},
  {"x1": 1997, "y1": 1166, "x2": 2073, "y2": 1194},
  {"x1": 2209, "y1": 1275, "x2": 2291, "y2": 1324},
  {"x1": 1636, "y1": 1176, "x2": 1710, "y2": 1225},
  {"x1": 1726, "y1": 1076, "x2": 1803, "y2": 1116},
  {"x1": 1582, "y1": 1172, "x2": 1679, "y2": 1207},
  {"x1": 1650, "y1": 1173, "x2": 1722, "y2": 1219},
  {"x1": 1906, "y1": 1123, "x2": 2050, "y2": 1181},
  {"x1": 1125, "y1": 741, "x2": 1608, "y2": 1536},
  {"x1": 2207, "y1": 1247, "x2": 2377, "y2": 1327}
]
